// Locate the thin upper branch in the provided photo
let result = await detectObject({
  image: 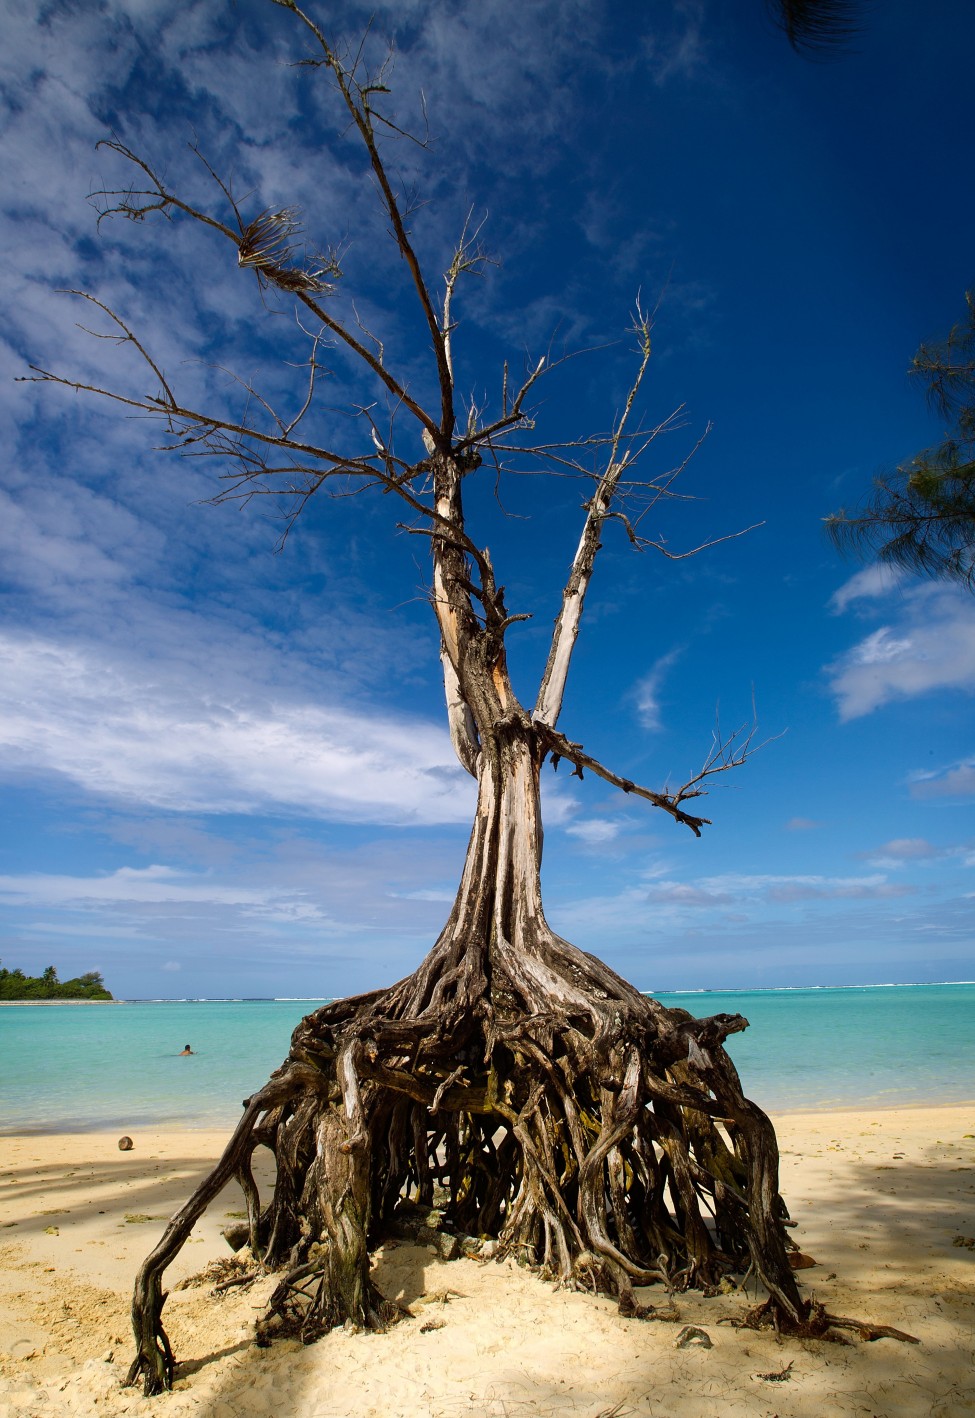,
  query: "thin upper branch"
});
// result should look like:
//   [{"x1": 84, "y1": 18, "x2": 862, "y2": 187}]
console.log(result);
[
  {"x1": 534, "y1": 308, "x2": 654, "y2": 727},
  {"x1": 443, "y1": 211, "x2": 494, "y2": 387},
  {"x1": 272, "y1": 0, "x2": 455, "y2": 438},
  {"x1": 24, "y1": 11, "x2": 759, "y2": 835},
  {"x1": 92, "y1": 140, "x2": 435, "y2": 434}
]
